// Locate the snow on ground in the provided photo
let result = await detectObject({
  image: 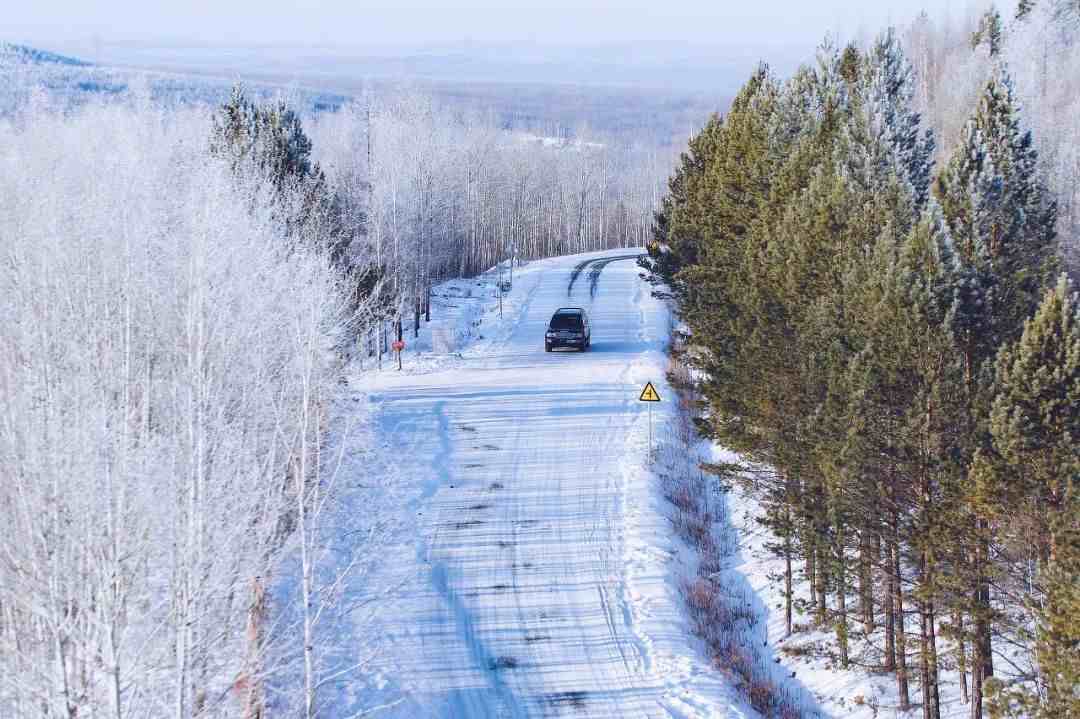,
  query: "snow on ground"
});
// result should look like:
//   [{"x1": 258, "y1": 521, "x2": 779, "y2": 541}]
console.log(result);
[
  {"x1": 278, "y1": 248, "x2": 988, "y2": 719},
  {"x1": 649, "y1": 400, "x2": 825, "y2": 718},
  {"x1": 320, "y1": 249, "x2": 755, "y2": 717},
  {"x1": 719, "y1": 447, "x2": 978, "y2": 719}
]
